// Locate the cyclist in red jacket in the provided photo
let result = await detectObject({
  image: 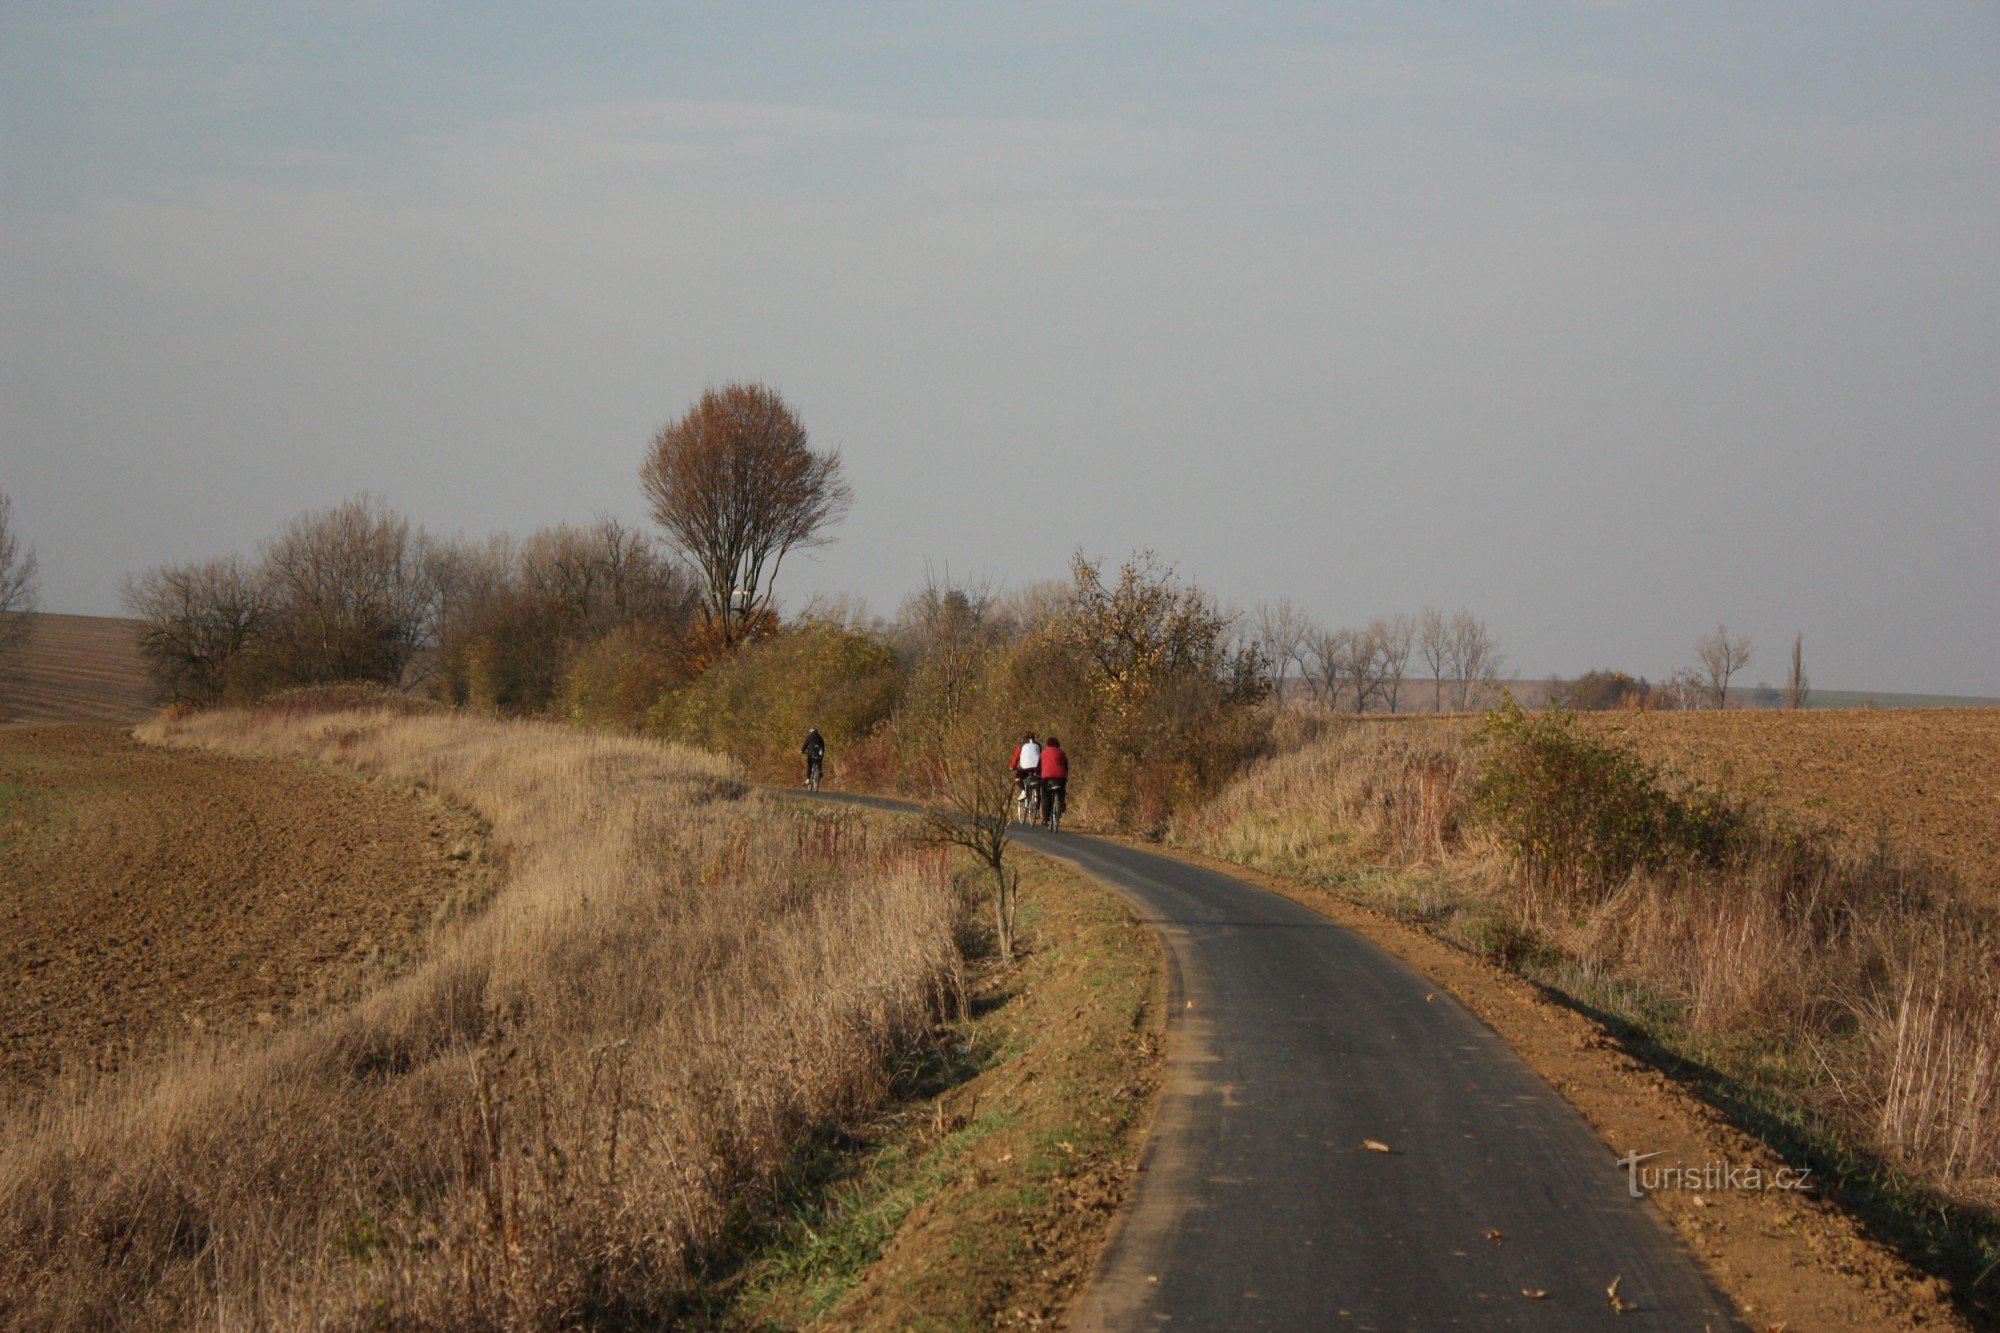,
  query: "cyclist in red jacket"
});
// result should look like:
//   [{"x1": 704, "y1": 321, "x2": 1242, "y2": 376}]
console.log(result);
[{"x1": 1037, "y1": 736, "x2": 1068, "y2": 829}]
